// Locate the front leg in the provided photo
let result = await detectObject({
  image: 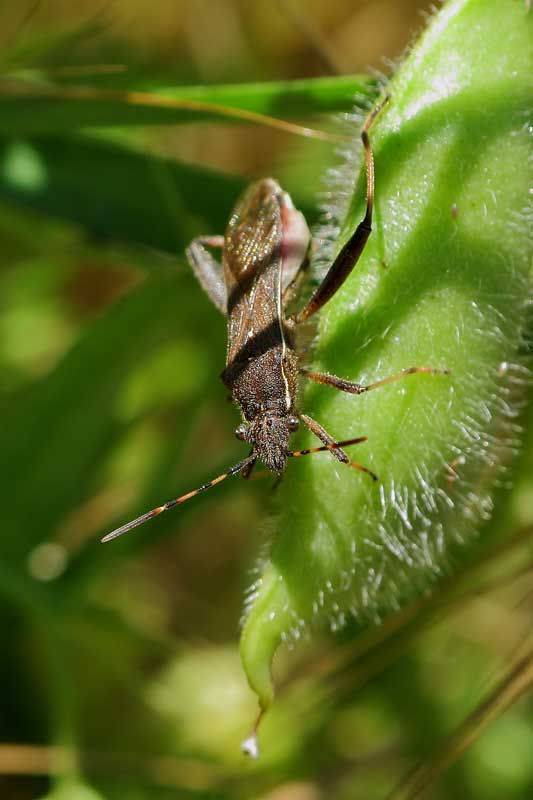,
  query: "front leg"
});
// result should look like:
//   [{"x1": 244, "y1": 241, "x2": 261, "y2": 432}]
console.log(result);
[
  {"x1": 300, "y1": 413, "x2": 377, "y2": 480},
  {"x1": 300, "y1": 413, "x2": 349, "y2": 463},
  {"x1": 186, "y1": 235, "x2": 227, "y2": 314}
]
